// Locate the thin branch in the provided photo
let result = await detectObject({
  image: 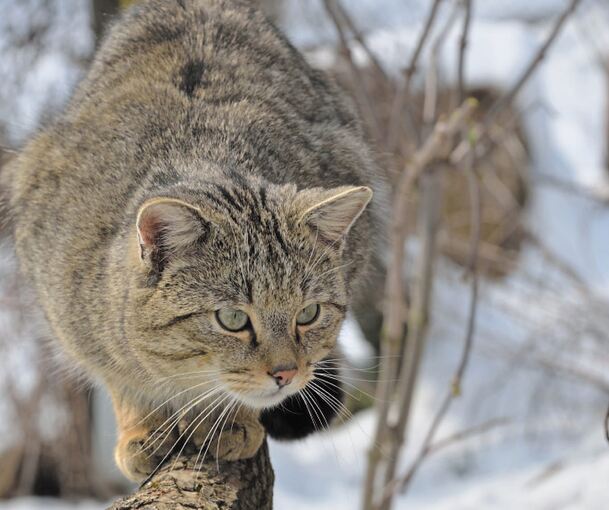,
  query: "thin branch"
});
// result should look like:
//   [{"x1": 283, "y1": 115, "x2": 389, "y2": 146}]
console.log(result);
[
  {"x1": 531, "y1": 172, "x2": 609, "y2": 205},
  {"x1": 376, "y1": 18, "x2": 462, "y2": 505},
  {"x1": 522, "y1": 228, "x2": 588, "y2": 289},
  {"x1": 377, "y1": 128, "x2": 481, "y2": 508},
  {"x1": 362, "y1": 99, "x2": 477, "y2": 510},
  {"x1": 427, "y1": 417, "x2": 510, "y2": 455},
  {"x1": 323, "y1": 0, "x2": 383, "y2": 141},
  {"x1": 457, "y1": 0, "x2": 473, "y2": 105},
  {"x1": 377, "y1": 170, "x2": 442, "y2": 510},
  {"x1": 334, "y1": 0, "x2": 388, "y2": 81},
  {"x1": 387, "y1": 0, "x2": 445, "y2": 150},
  {"x1": 485, "y1": 0, "x2": 584, "y2": 126},
  {"x1": 605, "y1": 402, "x2": 609, "y2": 443},
  {"x1": 423, "y1": 1, "x2": 461, "y2": 133}
]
